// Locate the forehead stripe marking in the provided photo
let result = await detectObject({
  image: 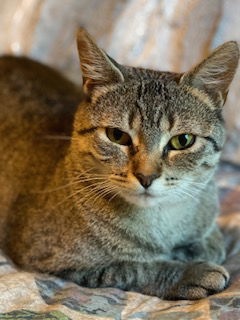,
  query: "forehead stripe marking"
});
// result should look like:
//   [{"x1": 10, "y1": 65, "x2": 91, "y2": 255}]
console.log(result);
[
  {"x1": 136, "y1": 82, "x2": 146, "y2": 123},
  {"x1": 184, "y1": 85, "x2": 214, "y2": 109}
]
